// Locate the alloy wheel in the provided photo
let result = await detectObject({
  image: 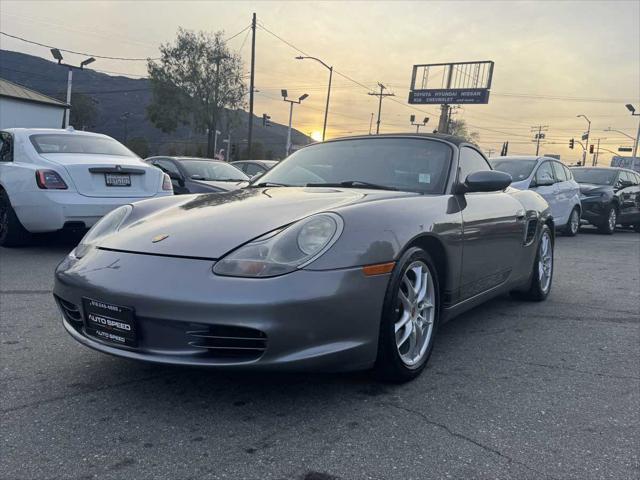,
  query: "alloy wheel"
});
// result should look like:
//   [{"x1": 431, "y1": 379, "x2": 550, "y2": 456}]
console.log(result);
[
  {"x1": 538, "y1": 231, "x2": 553, "y2": 293},
  {"x1": 395, "y1": 261, "x2": 436, "y2": 366},
  {"x1": 608, "y1": 208, "x2": 617, "y2": 232},
  {"x1": 570, "y1": 210, "x2": 579, "y2": 234}
]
